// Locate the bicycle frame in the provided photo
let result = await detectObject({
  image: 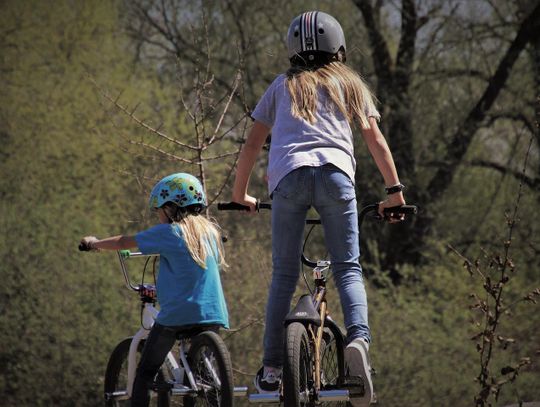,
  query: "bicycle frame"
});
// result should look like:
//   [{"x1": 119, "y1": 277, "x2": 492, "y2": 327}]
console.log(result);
[
  {"x1": 219, "y1": 201, "x2": 416, "y2": 404},
  {"x1": 110, "y1": 251, "x2": 247, "y2": 401},
  {"x1": 109, "y1": 251, "x2": 183, "y2": 400}
]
